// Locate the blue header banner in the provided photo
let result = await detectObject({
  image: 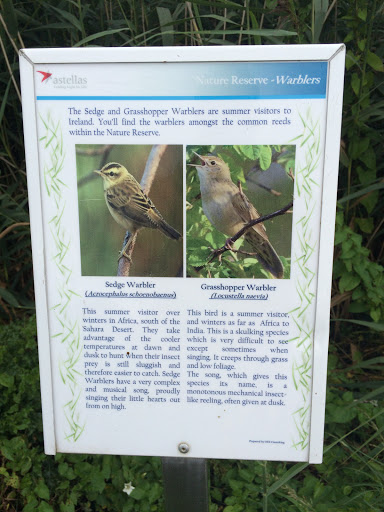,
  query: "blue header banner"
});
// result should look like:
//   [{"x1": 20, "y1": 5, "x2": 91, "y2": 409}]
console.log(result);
[
  {"x1": 36, "y1": 61, "x2": 328, "y2": 100},
  {"x1": 187, "y1": 61, "x2": 328, "y2": 98}
]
